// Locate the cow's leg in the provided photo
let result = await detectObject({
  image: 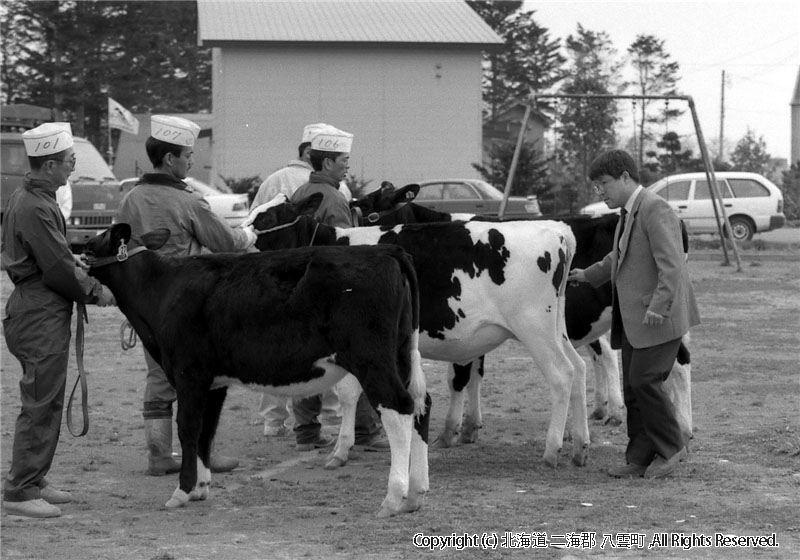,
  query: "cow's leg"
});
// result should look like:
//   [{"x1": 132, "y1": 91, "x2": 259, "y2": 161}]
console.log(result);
[
  {"x1": 189, "y1": 387, "x2": 227, "y2": 502},
  {"x1": 459, "y1": 357, "x2": 484, "y2": 444},
  {"x1": 404, "y1": 392, "x2": 431, "y2": 514},
  {"x1": 587, "y1": 335, "x2": 623, "y2": 425},
  {"x1": 431, "y1": 362, "x2": 471, "y2": 448},
  {"x1": 563, "y1": 337, "x2": 590, "y2": 466},
  {"x1": 519, "y1": 327, "x2": 588, "y2": 468},
  {"x1": 375, "y1": 406, "x2": 413, "y2": 518},
  {"x1": 326, "y1": 375, "x2": 359, "y2": 469},
  {"x1": 166, "y1": 384, "x2": 207, "y2": 508}
]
